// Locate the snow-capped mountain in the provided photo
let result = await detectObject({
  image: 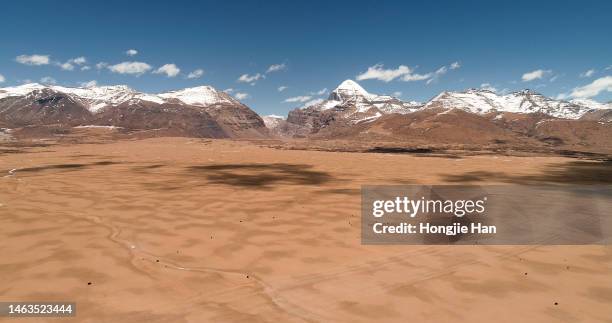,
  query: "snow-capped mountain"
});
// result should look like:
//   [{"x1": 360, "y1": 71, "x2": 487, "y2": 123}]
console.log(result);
[
  {"x1": 424, "y1": 88, "x2": 599, "y2": 119},
  {"x1": 570, "y1": 98, "x2": 612, "y2": 111},
  {"x1": 267, "y1": 79, "x2": 611, "y2": 140},
  {"x1": 0, "y1": 83, "x2": 267, "y2": 138},
  {"x1": 2, "y1": 80, "x2": 609, "y2": 141},
  {"x1": 262, "y1": 115, "x2": 286, "y2": 128},
  {"x1": 302, "y1": 79, "x2": 421, "y2": 117},
  {"x1": 0, "y1": 83, "x2": 243, "y2": 113},
  {"x1": 158, "y1": 86, "x2": 240, "y2": 107},
  {"x1": 281, "y1": 80, "x2": 421, "y2": 136},
  {"x1": 261, "y1": 115, "x2": 294, "y2": 137}
]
